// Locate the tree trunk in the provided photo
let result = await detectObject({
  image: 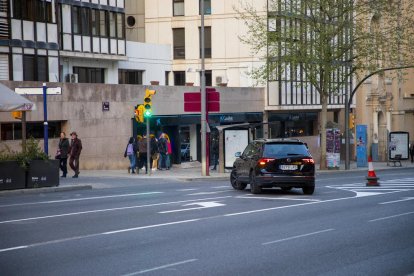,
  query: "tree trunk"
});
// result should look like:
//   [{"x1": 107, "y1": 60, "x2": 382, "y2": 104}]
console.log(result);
[{"x1": 319, "y1": 95, "x2": 328, "y2": 170}]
